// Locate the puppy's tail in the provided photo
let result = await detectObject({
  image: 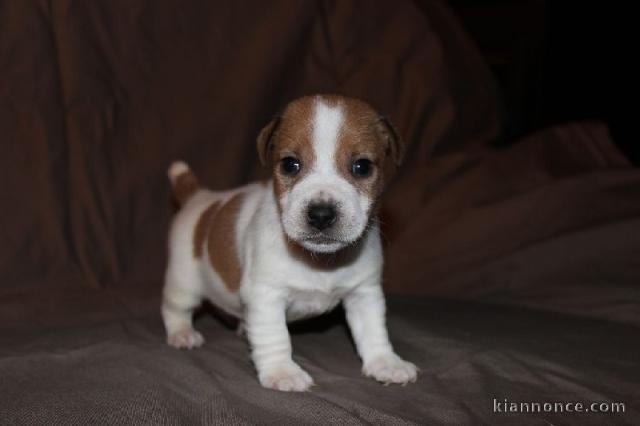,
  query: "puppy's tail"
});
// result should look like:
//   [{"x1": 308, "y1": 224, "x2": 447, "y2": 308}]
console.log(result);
[{"x1": 167, "y1": 160, "x2": 199, "y2": 206}]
